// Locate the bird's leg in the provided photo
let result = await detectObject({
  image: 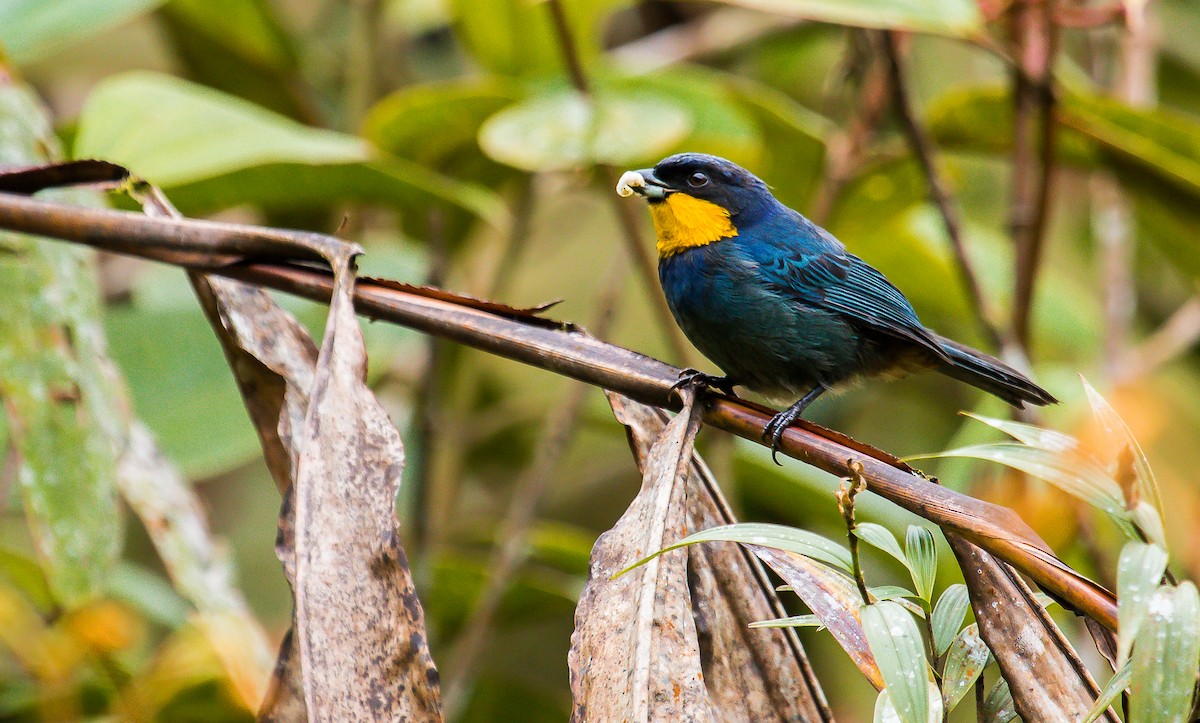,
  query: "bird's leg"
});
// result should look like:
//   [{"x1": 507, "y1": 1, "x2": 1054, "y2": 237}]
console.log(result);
[
  {"x1": 762, "y1": 384, "x2": 826, "y2": 465},
  {"x1": 670, "y1": 368, "x2": 738, "y2": 397}
]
